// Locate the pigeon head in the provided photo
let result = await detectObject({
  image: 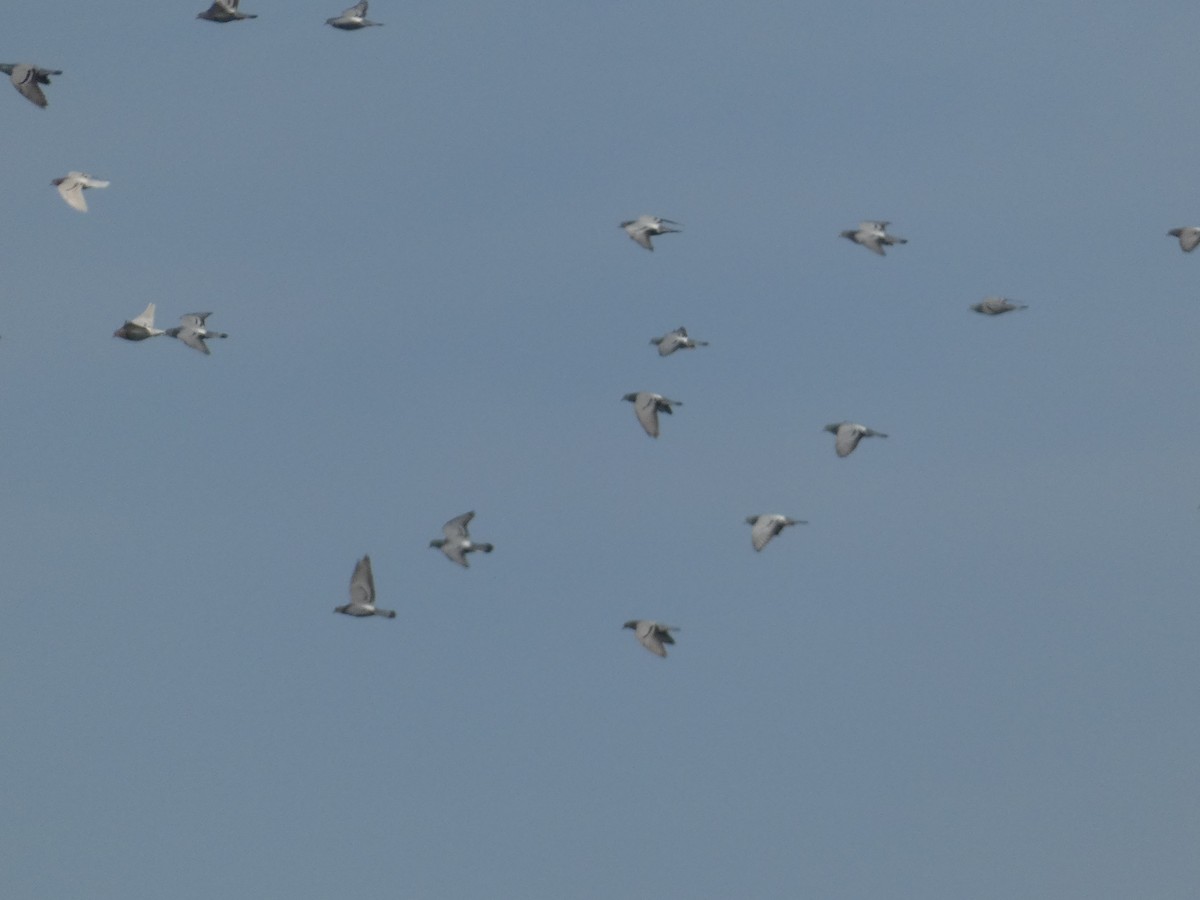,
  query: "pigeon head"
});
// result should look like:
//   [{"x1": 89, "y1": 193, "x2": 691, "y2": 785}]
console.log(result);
[
  {"x1": 823, "y1": 423, "x2": 840, "y2": 434},
  {"x1": 621, "y1": 393, "x2": 638, "y2": 403},
  {"x1": 839, "y1": 230, "x2": 856, "y2": 241},
  {"x1": 429, "y1": 538, "x2": 446, "y2": 549},
  {"x1": 622, "y1": 620, "x2": 638, "y2": 630}
]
